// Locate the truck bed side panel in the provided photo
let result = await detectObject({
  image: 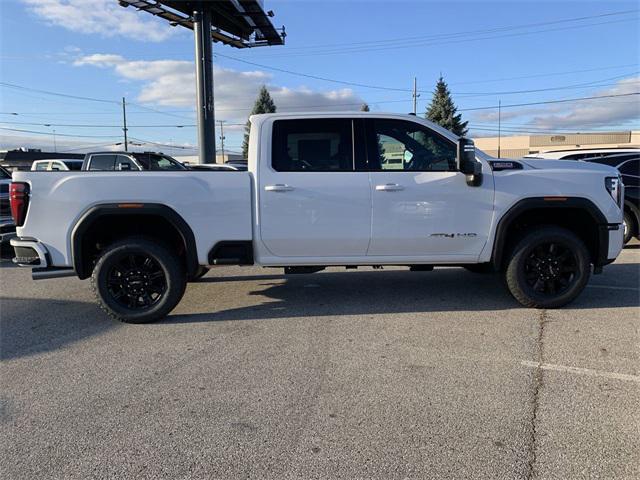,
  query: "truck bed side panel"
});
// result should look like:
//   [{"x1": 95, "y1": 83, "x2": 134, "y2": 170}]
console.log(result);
[{"x1": 12, "y1": 171, "x2": 252, "y2": 267}]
